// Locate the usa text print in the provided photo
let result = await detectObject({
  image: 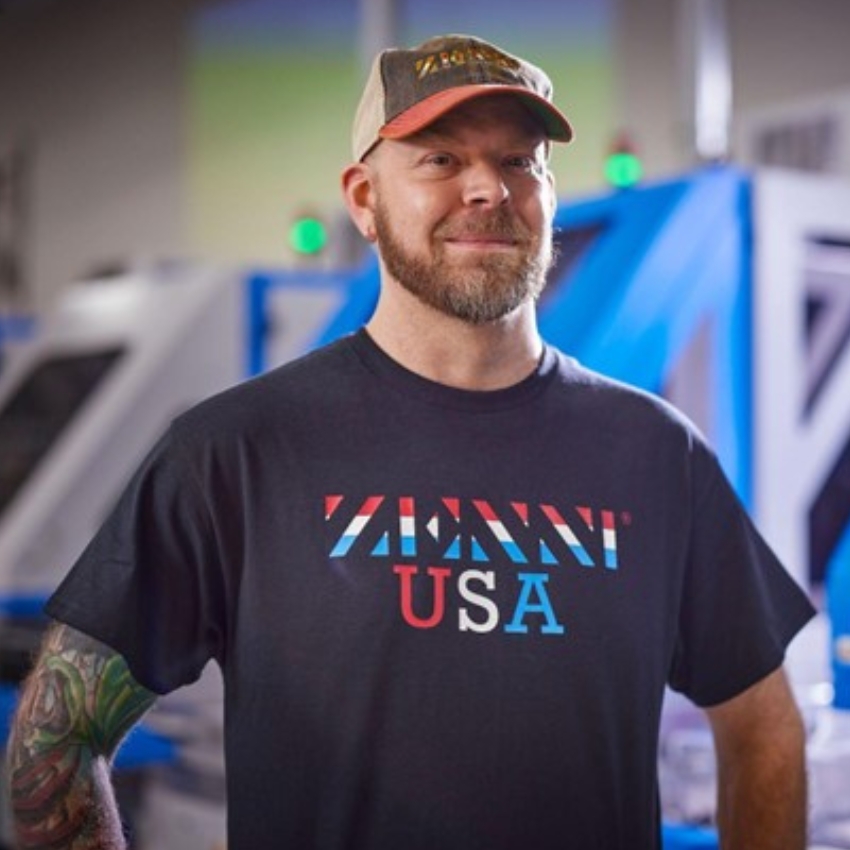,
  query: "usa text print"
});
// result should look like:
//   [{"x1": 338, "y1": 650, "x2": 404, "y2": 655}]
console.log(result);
[{"x1": 325, "y1": 495, "x2": 630, "y2": 636}]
